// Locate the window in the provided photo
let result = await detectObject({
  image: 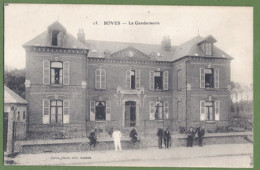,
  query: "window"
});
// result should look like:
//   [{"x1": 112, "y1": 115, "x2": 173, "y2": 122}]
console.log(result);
[
  {"x1": 43, "y1": 61, "x2": 70, "y2": 85},
  {"x1": 52, "y1": 30, "x2": 60, "y2": 46},
  {"x1": 149, "y1": 100, "x2": 169, "y2": 120},
  {"x1": 90, "y1": 101, "x2": 111, "y2": 121},
  {"x1": 17, "y1": 111, "x2": 20, "y2": 121},
  {"x1": 200, "y1": 68, "x2": 219, "y2": 88},
  {"x1": 205, "y1": 43, "x2": 212, "y2": 56},
  {"x1": 23, "y1": 111, "x2": 26, "y2": 120},
  {"x1": 95, "y1": 69, "x2": 106, "y2": 89},
  {"x1": 126, "y1": 69, "x2": 140, "y2": 89},
  {"x1": 177, "y1": 70, "x2": 182, "y2": 90},
  {"x1": 50, "y1": 100, "x2": 63, "y2": 124},
  {"x1": 200, "y1": 100, "x2": 220, "y2": 121},
  {"x1": 51, "y1": 62, "x2": 63, "y2": 84},
  {"x1": 149, "y1": 71, "x2": 168, "y2": 90},
  {"x1": 42, "y1": 99, "x2": 69, "y2": 124}
]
